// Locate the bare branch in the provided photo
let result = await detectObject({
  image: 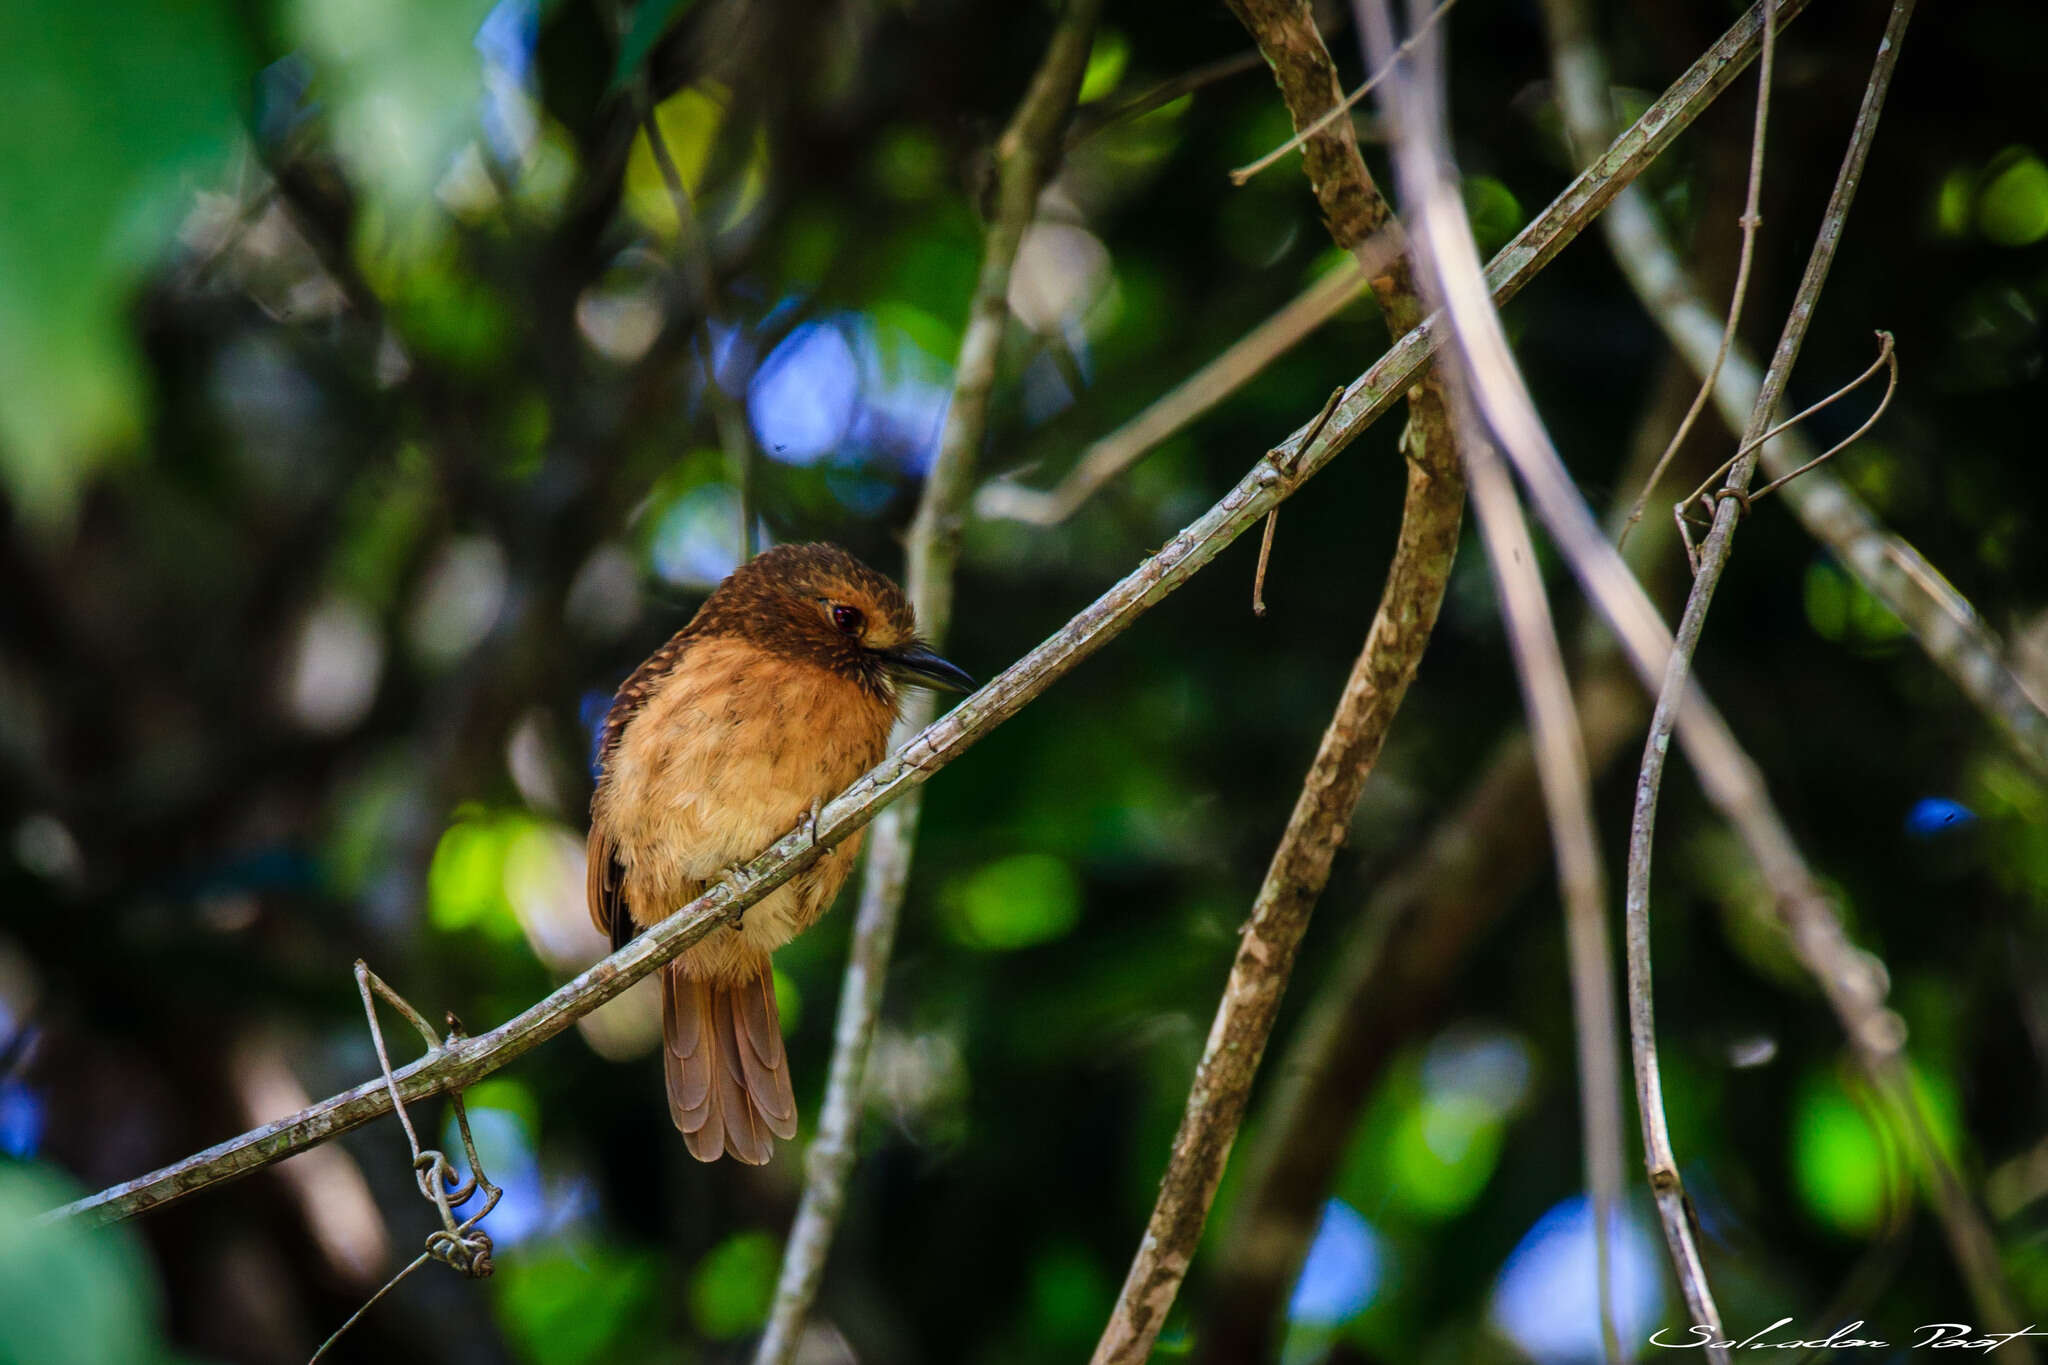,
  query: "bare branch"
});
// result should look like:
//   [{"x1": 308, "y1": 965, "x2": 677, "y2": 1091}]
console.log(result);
[
  {"x1": 1620, "y1": 0, "x2": 2028, "y2": 1343},
  {"x1": 44, "y1": 4, "x2": 1784, "y2": 1226},
  {"x1": 754, "y1": 3, "x2": 1104, "y2": 1357}
]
